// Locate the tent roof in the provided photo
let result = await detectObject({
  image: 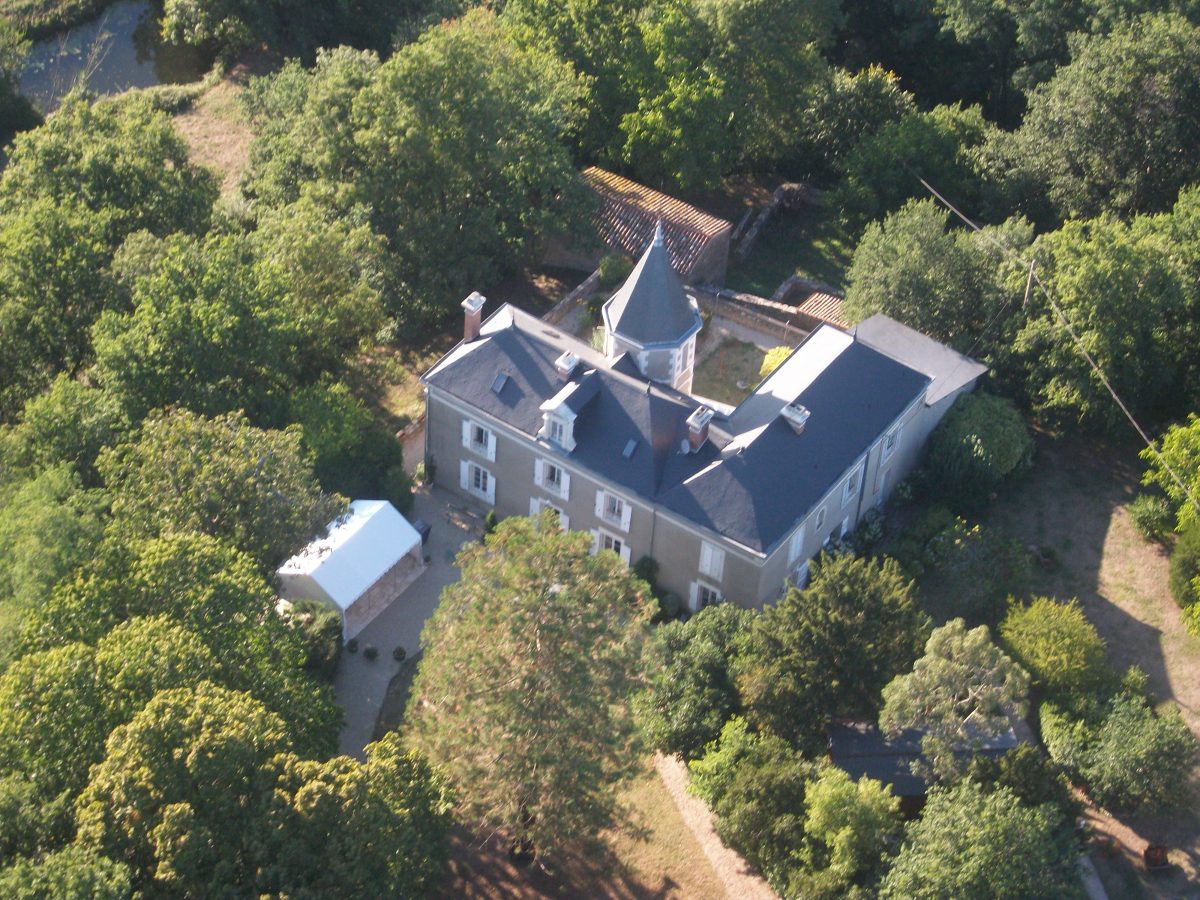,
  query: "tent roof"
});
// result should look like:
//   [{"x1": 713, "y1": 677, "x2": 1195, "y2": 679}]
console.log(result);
[{"x1": 276, "y1": 500, "x2": 420, "y2": 610}]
